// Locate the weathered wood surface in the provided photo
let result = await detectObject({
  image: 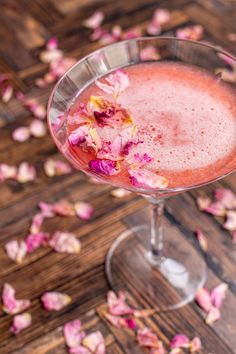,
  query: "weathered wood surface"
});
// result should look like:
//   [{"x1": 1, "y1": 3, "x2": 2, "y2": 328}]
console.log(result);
[{"x1": 0, "y1": 0, "x2": 236, "y2": 353}]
